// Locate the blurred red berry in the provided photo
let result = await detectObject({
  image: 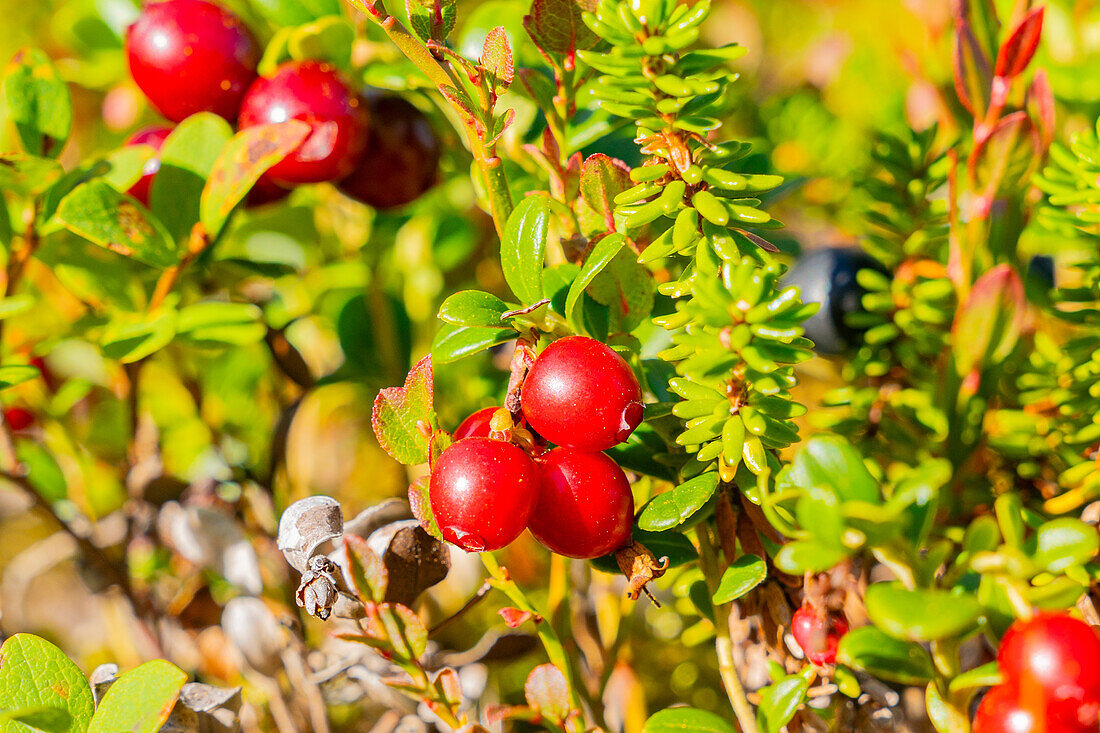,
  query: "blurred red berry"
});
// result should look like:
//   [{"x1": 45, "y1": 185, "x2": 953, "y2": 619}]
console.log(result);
[
  {"x1": 791, "y1": 604, "x2": 848, "y2": 665},
  {"x1": 124, "y1": 125, "x2": 172, "y2": 206},
  {"x1": 4, "y1": 407, "x2": 34, "y2": 432}
]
